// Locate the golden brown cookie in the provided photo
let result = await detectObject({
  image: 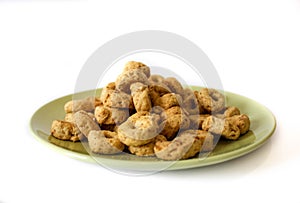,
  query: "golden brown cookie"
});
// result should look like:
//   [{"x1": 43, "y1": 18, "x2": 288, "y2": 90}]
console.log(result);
[
  {"x1": 195, "y1": 88, "x2": 225, "y2": 114},
  {"x1": 100, "y1": 82, "x2": 116, "y2": 102},
  {"x1": 128, "y1": 142, "x2": 155, "y2": 157},
  {"x1": 117, "y1": 112, "x2": 162, "y2": 146},
  {"x1": 73, "y1": 110, "x2": 100, "y2": 137},
  {"x1": 128, "y1": 135, "x2": 166, "y2": 157},
  {"x1": 130, "y1": 82, "x2": 152, "y2": 112},
  {"x1": 115, "y1": 69, "x2": 150, "y2": 93},
  {"x1": 163, "y1": 77, "x2": 184, "y2": 96},
  {"x1": 94, "y1": 105, "x2": 129, "y2": 125},
  {"x1": 101, "y1": 89, "x2": 134, "y2": 109},
  {"x1": 88, "y1": 130, "x2": 125, "y2": 154},
  {"x1": 149, "y1": 74, "x2": 165, "y2": 83},
  {"x1": 153, "y1": 93, "x2": 182, "y2": 110},
  {"x1": 148, "y1": 82, "x2": 171, "y2": 102},
  {"x1": 182, "y1": 88, "x2": 200, "y2": 115},
  {"x1": 154, "y1": 130, "x2": 214, "y2": 160},
  {"x1": 123, "y1": 61, "x2": 151, "y2": 78},
  {"x1": 188, "y1": 114, "x2": 211, "y2": 130},
  {"x1": 202, "y1": 116, "x2": 240, "y2": 140},
  {"x1": 215, "y1": 106, "x2": 240, "y2": 118},
  {"x1": 229, "y1": 114, "x2": 250, "y2": 134},
  {"x1": 160, "y1": 106, "x2": 190, "y2": 140},
  {"x1": 50, "y1": 120, "x2": 80, "y2": 141}
]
